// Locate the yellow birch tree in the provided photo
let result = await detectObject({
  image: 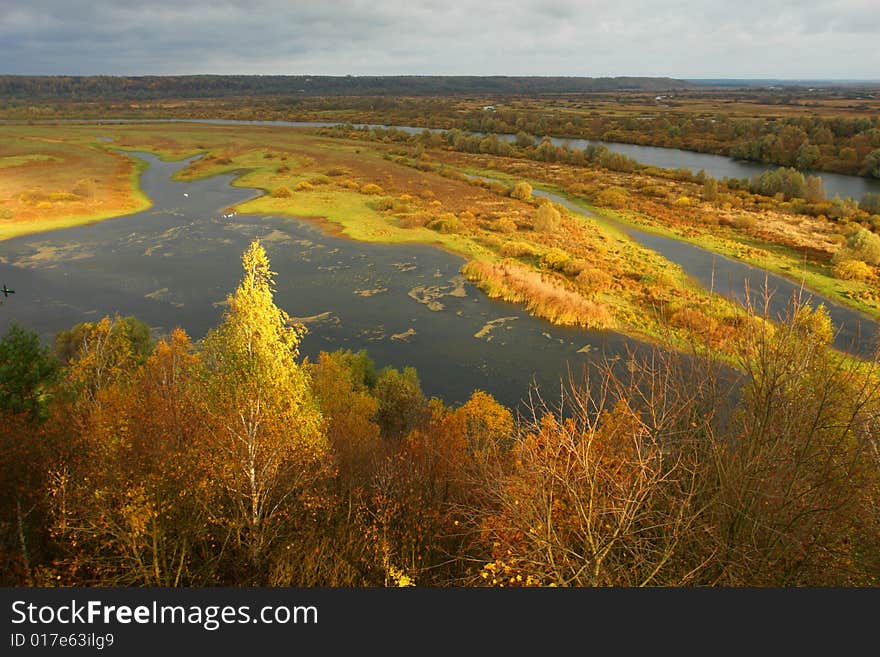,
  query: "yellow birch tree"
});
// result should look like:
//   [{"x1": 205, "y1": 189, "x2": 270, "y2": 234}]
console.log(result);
[{"x1": 200, "y1": 240, "x2": 327, "y2": 573}]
